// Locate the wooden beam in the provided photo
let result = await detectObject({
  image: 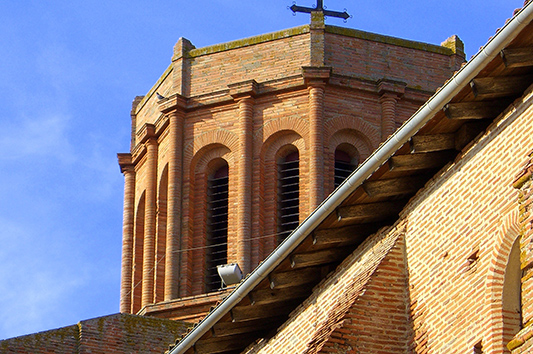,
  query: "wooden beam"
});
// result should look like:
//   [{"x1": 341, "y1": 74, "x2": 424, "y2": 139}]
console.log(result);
[
  {"x1": 194, "y1": 332, "x2": 259, "y2": 354},
  {"x1": 362, "y1": 175, "x2": 428, "y2": 198},
  {"x1": 249, "y1": 285, "x2": 311, "y2": 305},
  {"x1": 212, "y1": 317, "x2": 285, "y2": 337},
  {"x1": 337, "y1": 200, "x2": 404, "y2": 222},
  {"x1": 470, "y1": 75, "x2": 533, "y2": 99},
  {"x1": 410, "y1": 133, "x2": 455, "y2": 153},
  {"x1": 389, "y1": 151, "x2": 455, "y2": 172},
  {"x1": 231, "y1": 299, "x2": 300, "y2": 321},
  {"x1": 454, "y1": 121, "x2": 490, "y2": 151},
  {"x1": 444, "y1": 100, "x2": 510, "y2": 120},
  {"x1": 501, "y1": 47, "x2": 533, "y2": 68},
  {"x1": 313, "y1": 224, "x2": 374, "y2": 246},
  {"x1": 269, "y1": 266, "x2": 324, "y2": 289},
  {"x1": 290, "y1": 248, "x2": 349, "y2": 268}
]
